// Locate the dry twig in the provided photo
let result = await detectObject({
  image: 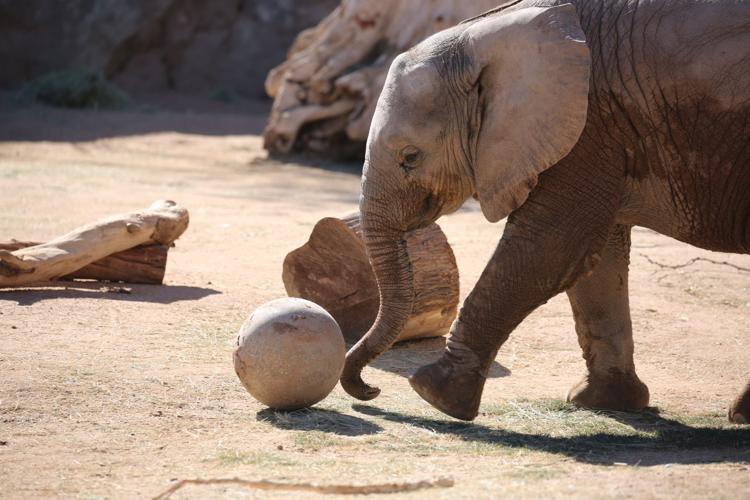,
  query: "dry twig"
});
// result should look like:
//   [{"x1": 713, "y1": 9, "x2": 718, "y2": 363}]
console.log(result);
[
  {"x1": 152, "y1": 476, "x2": 454, "y2": 499},
  {"x1": 636, "y1": 252, "x2": 750, "y2": 273}
]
